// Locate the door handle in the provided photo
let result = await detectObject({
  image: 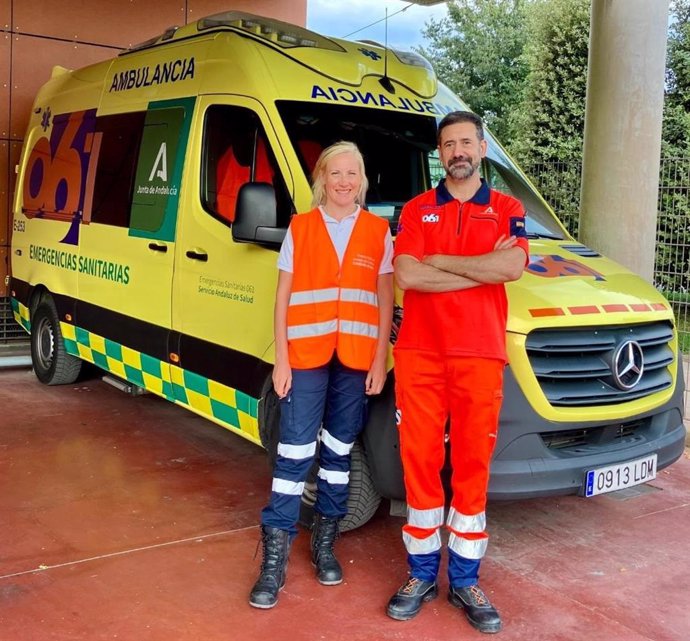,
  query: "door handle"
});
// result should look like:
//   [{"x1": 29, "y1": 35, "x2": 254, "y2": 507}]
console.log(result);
[
  {"x1": 148, "y1": 242, "x2": 168, "y2": 253},
  {"x1": 185, "y1": 249, "x2": 208, "y2": 262}
]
